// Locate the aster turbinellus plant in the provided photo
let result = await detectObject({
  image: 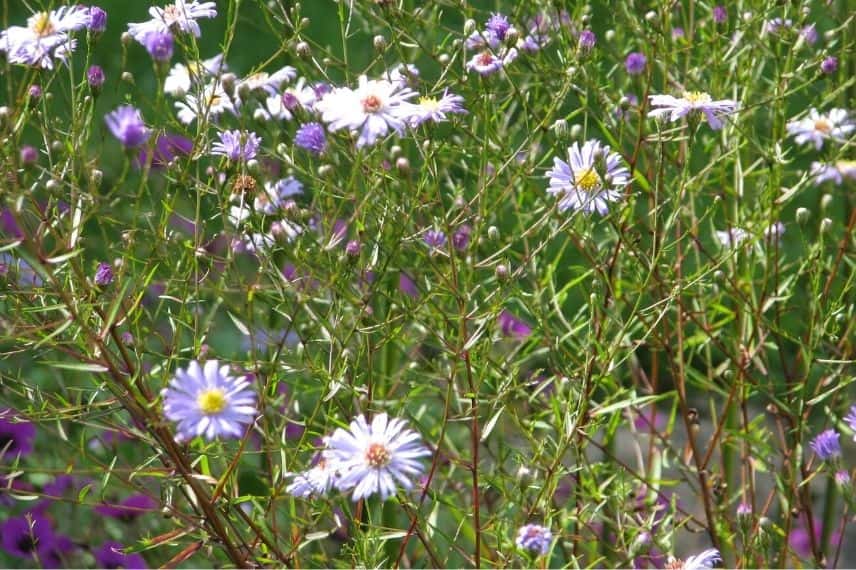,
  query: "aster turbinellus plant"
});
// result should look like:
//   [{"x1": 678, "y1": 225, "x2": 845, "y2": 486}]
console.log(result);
[
  {"x1": 294, "y1": 122, "x2": 327, "y2": 155},
  {"x1": 406, "y1": 89, "x2": 467, "y2": 127},
  {"x1": 210, "y1": 130, "x2": 261, "y2": 162},
  {"x1": 161, "y1": 360, "x2": 257, "y2": 441},
  {"x1": 515, "y1": 524, "x2": 553, "y2": 556},
  {"x1": 323, "y1": 413, "x2": 431, "y2": 501},
  {"x1": 648, "y1": 91, "x2": 738, "y2": 130},
  {"x1": 286, "y1": 456, "x2": 338, "y2": 498},
  {"x1": 786, "y1": 108, "x2": 854, "y2": 150},
  {"x1": 546, "y1": 139, "x2": 631, "y2": 215},
  {"x1": 105, "y1": 105, "x2": 150, "y2": 148}
]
